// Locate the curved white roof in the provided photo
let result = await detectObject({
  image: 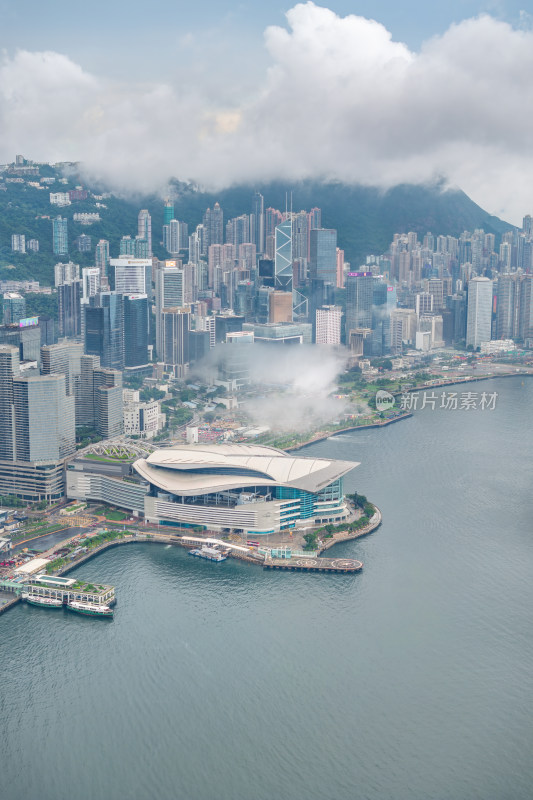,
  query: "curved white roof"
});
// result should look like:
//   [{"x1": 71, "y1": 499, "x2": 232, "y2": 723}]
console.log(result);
[{"x1": 133, "y1": 443, "x2": 358, "y2": 496}]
